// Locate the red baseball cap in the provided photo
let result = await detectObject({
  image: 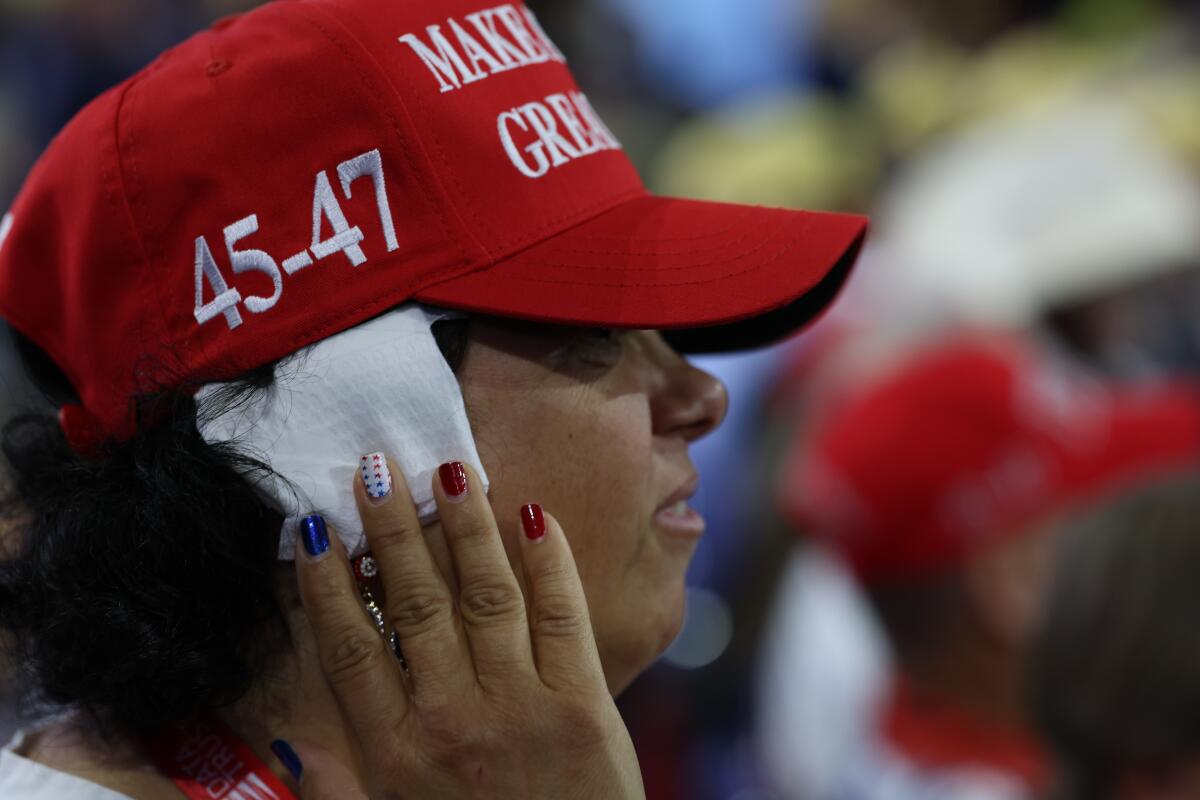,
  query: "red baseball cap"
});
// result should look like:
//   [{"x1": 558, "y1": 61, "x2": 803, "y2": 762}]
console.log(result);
[
  {"x1": 0, "y1": 0, "x2": 866, "y2": 452},
  {"x1": 780, "y1": 334, "x2": 1200, "y2": 584}
]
